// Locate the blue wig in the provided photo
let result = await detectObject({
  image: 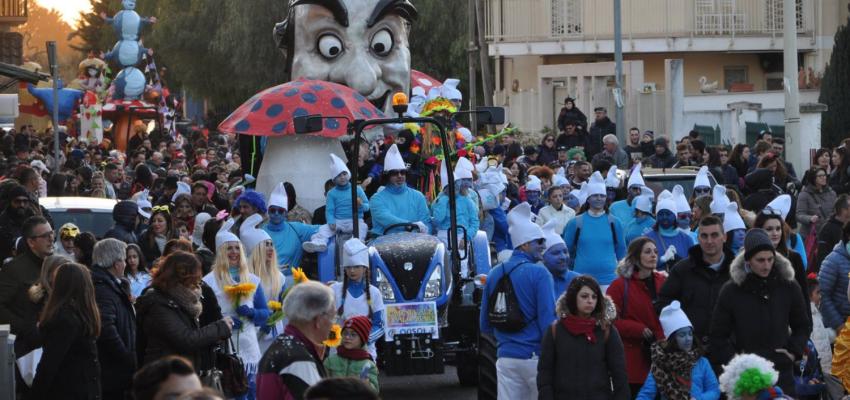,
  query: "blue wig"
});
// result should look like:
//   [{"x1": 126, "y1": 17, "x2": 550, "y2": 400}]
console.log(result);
[{"x1": 235, "y1": 190, "x2": 268, "y2": 214}]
